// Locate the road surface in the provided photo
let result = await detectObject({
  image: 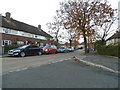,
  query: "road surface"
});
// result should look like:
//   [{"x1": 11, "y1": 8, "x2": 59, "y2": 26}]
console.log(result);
[{"x1": 1, "y1": 50, "x2": 119, "y2": 88}]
